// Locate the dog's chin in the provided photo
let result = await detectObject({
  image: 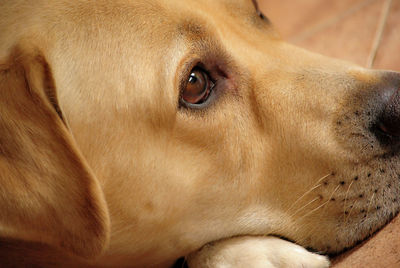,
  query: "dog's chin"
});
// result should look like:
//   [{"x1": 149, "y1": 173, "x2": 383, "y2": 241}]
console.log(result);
[
  {"x1": 297, "y1": 208, "x2": 400, "y2": 257},
  {"x1": 285, "y1": 148, "x2": 400, "y2": 255},
  {"x1": 346, "y1": 157, "x2": 400, "y2": 249},
  {"x1": 320, "y1": 154, "x2": 399, "y2": 255},
  {"x1": 335, "y1": 209, "x2": 399, "y2": 257}
]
